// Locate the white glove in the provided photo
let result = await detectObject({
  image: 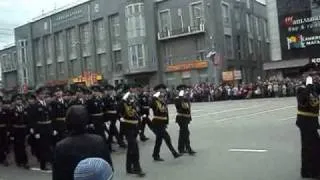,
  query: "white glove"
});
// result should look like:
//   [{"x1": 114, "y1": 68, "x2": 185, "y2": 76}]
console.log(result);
[
  {"x1": 35, "y1": 134, "x2": 40, "y2": 139},
  {"x1": 142, "y1": 114, "x2": 147, "y2": 118},
  {"x1": 120, "y1": 117, "x2": 124, "y2": 122},
  {"x1": 30, "y1": 128, "x2": 34, "y2": 134},
  {"x1": 53, "y1": 130, "x2": 58, "y2": 136},
  {"x1": 10, "y1": 137, "x2": 14, "y2": 141},
  {"x1": 89, "y1": 124, "x2": 95, "y2": 128}
]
